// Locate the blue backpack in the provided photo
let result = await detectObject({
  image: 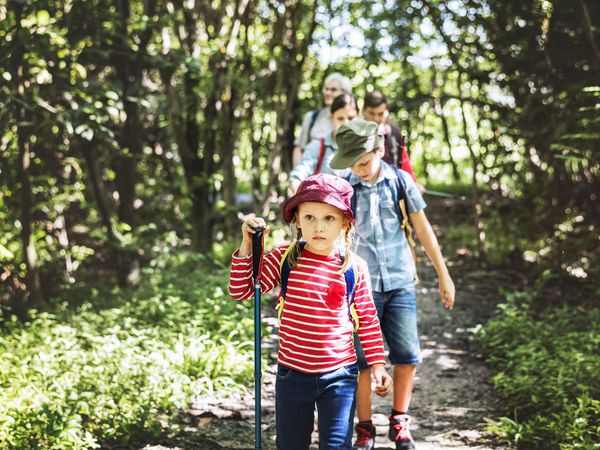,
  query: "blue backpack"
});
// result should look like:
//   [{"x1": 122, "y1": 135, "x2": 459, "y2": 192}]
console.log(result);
[
  {"x1": 344, "y1": 165, "x2": 419, "y2": 282},
  {"x1": 276, "y1": 241, "x2": 359, "y2": 331}
]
